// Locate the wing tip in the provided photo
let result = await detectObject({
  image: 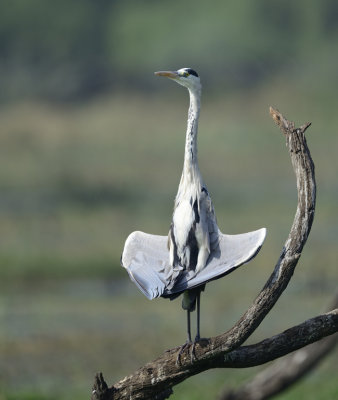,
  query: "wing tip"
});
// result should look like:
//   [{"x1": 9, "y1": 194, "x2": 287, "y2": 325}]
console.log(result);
[
  {"x1": 259, "y1": 227, "x2": 267, "y2": 240},
  {"x1": 238, "y1": 226, "x2": 267, "y2": 264},
  {"x1": 127, "y1": 269, "x2": 157, "y2": 300},
  {"x1": 256, "y1": 227, "x2": 267, "y2": 248}
]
